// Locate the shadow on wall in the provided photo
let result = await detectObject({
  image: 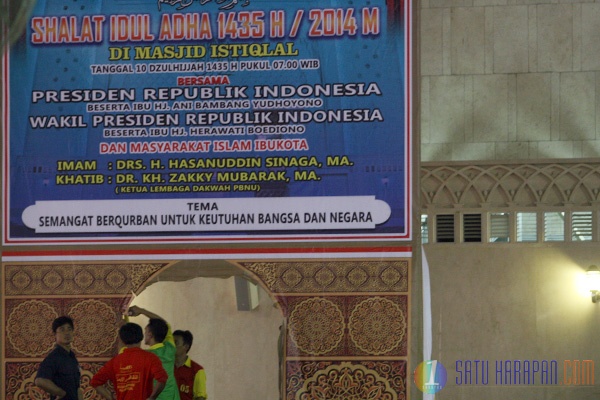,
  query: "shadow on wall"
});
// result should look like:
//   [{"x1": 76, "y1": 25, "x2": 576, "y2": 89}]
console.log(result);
[{"x1": 128, "y1": 275, "x2": 283, "y2": 400}]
